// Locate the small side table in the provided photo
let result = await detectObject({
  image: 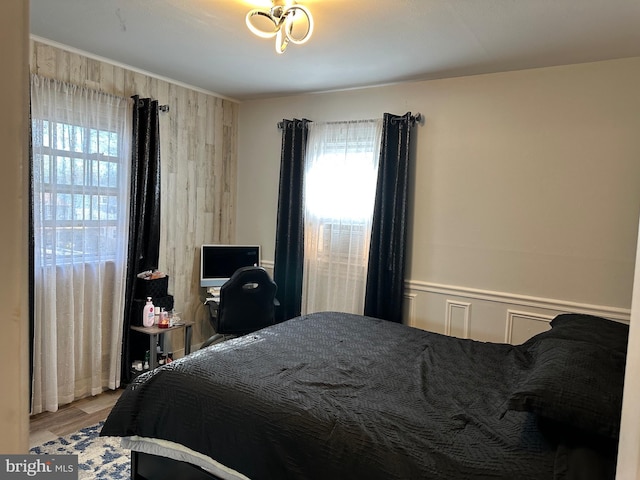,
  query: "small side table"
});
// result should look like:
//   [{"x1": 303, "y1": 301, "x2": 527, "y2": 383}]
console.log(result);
[{"x1": 131, "y1": 320, "x2": 194, "y2": 370}]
